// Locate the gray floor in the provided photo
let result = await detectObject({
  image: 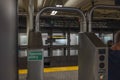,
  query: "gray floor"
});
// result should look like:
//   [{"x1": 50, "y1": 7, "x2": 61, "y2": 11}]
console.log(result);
[{"x1": 19, "y1": 70, "x2": 78, "y2": 80}]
